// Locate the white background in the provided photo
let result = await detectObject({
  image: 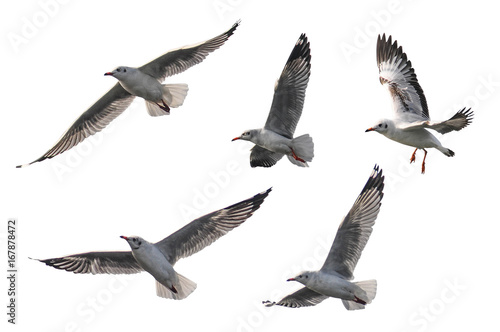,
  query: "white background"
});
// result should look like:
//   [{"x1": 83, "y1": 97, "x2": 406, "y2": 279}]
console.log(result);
[{"x1": 1, "y1": 0, "x2": 499, "y2": 331}]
